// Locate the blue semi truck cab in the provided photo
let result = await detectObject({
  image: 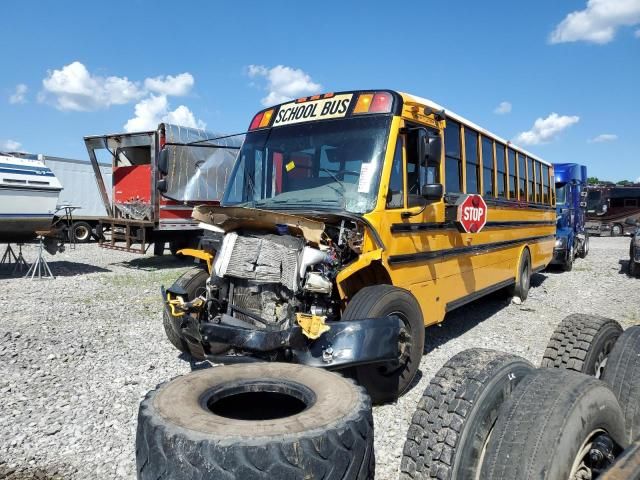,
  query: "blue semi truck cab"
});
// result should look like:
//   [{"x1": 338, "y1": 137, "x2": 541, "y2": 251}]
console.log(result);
[{"x1": 551, "y1": 163, "x2": 589, "y2": 271}]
